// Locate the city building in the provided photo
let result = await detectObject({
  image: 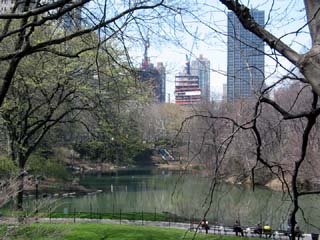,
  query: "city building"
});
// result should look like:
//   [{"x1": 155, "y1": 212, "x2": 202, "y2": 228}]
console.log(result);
[
  {"x1": 156, "y1": 62, "x2": 166, "y2": 103},
  {"x1": 137, "y1": 38, "x2": 166, "y2": 103},
  {"x1": 222, "y1": 83, "x2": 227, "y2": 102},
  {"x1": 191, "y1": 54, "x2": 211, "y2": 102},
  {"x1": 0, "y1": 1, "x2": 82, "y2": 30},
  {"x1": 174, "y1": 56, "x2": 202, "y2": 105},
  {"x1": 174, "y1": 74, "x2": 201, "y2": 105},
  {"x1": 61, "y1": 1, "x2": 82, "y2": 31},
  {"x1": 227, "y1": 10, "x2": 265, "y2": 102},
  {"x1": 0, "y1": 1, "x2": 14, "y2": 13}
]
